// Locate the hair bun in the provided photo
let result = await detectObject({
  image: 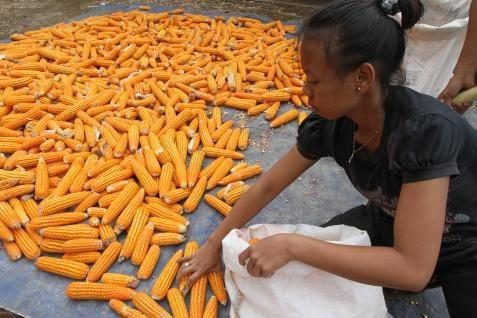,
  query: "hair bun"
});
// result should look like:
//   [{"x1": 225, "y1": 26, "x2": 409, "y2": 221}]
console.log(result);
[{"x1": 378, "y1": 0, "x2": 400, "y2": 15}]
